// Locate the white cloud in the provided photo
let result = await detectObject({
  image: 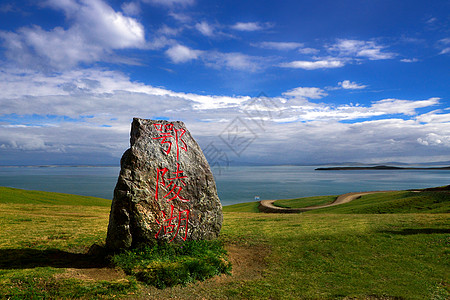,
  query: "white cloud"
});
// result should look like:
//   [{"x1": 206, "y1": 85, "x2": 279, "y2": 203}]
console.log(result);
[
  {"x1": 121, "y1": 1, "x2": 141, "y2": 16},
  {"x1": 426, "y1": 17, "x2": 437, "y2": 24},
  {"x1": 283, "y1": 87, "x2": 328, "y2": 100},
  {"x1": 47, "y1": 0, "x2": 145, "y2": 49},
  {"x1": 417, "y1": 133, "x2": 450, "y2": 147},
  {"x1": 0, "y1": 133, "x2": 48, "y2": 151},
  {"x1": 142, "y1": 0, "x2": 195, "y2": 6},
  {"x1": 168, "y1": 12, "x2": 192, "y2": 23},
  {"x1": 195, "y1": 21, "x2": 215, "y2": 37},
  {"x1": 438, "y1": 38, "x2": 450, "y2": 55},
  {"x1": 203, "y1": 52, "x2": 262, "y2": 71},
  {"x1": 0, "y1": 0, "x2": 145, "y2": 69},
  {"x1": 165, "y1": 44, "x2": 202, "y2": 63},
  {"x1": 400, "y1": 58, "x2": 419, "y2": 63},
  {"x1": 370, "y1": 98, "x2": 439, "y2": 116},
  {"x1": 162, "y1": 45, "x2": 263, "y2": 71},
  {"x1": 255, "y1": 41, "x2": 304, "y2": 50},
  {"x1": 0, "y1": 68, "x2": 447, "y2": 164},
  {"x1": 157, "y1": 25, "x2": 182, "y2": 36},
  {"x1": 338, "y1": 80, "x2": 367, "y2": 90},
  {"x1": 277, "y1": 39, "x2": 395, "y2": 71},
  {"x1": 231, "y1": 22, "x2": 272, "y2": 31},
  {"x1": 279, "y1": 59, "x2": 344, "y2": 70},
  {"x1": 0, "y1": 68, "x2": 251, "y2": 112},
  {"x1": 416, "y1": 111, "x2": 450, "y2": 123},
  {"x1": 328, "y1": 39, "x2": 395, "y2": 60},
  {"x1": 298, "y1": 47, "x2": 320, "y2": 55}
]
